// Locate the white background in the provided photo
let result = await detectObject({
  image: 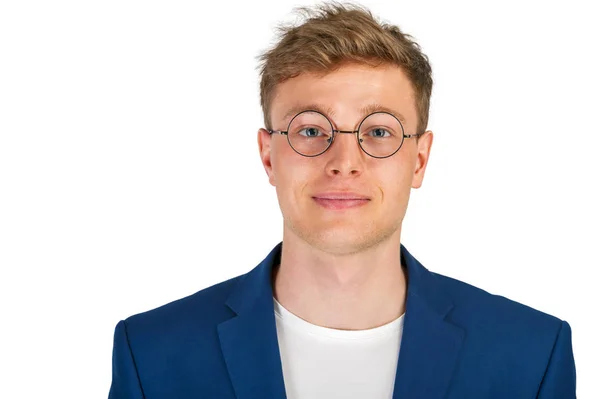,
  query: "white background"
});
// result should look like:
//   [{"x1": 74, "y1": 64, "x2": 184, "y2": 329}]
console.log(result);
[{"x1": 1, "y1": 0, "x2": 598, "y2": 397}]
